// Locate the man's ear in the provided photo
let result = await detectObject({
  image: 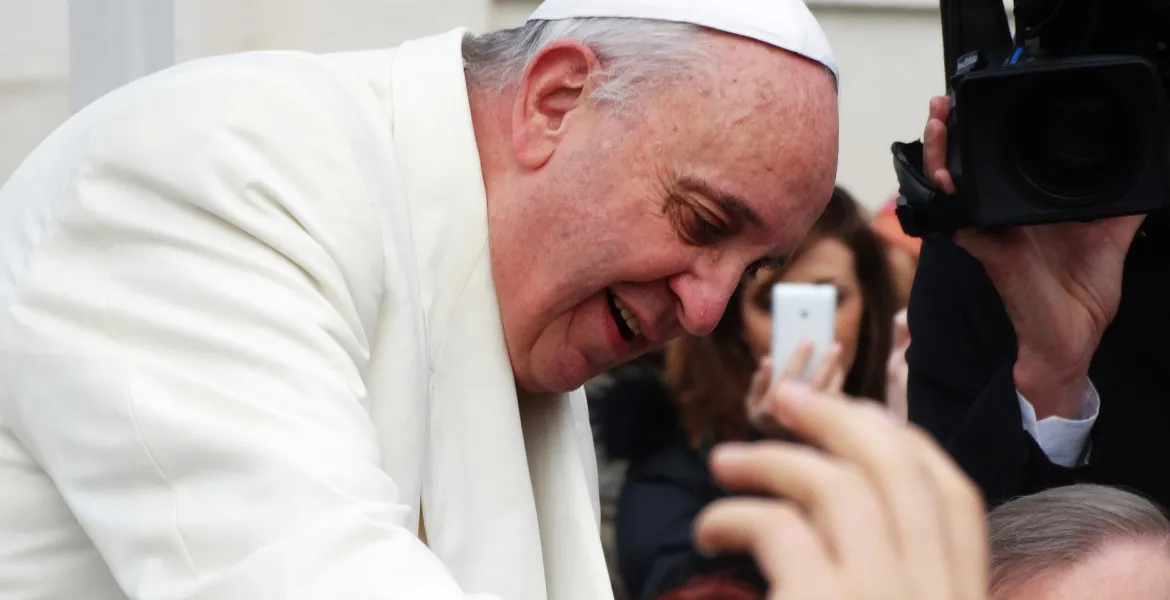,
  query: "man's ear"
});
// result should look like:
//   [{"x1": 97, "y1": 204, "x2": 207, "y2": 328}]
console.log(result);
[{"x1": 511, "y1": 39, "x2": 601, "y2": 169}]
